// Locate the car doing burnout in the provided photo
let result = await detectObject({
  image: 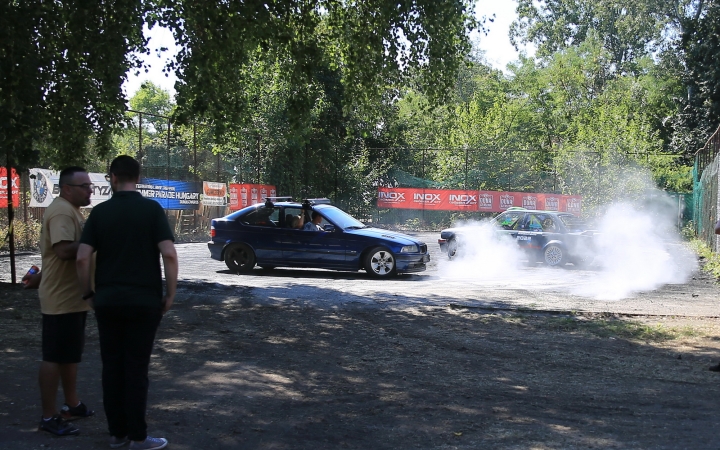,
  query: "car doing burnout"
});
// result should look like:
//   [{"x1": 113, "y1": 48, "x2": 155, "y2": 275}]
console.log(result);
[
  {"x1": 438, "y1": 209, "x2": 597, "y2": 267},
  {"x1": 208, "y1": 198, "x2": 430, "y2": 277}
]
